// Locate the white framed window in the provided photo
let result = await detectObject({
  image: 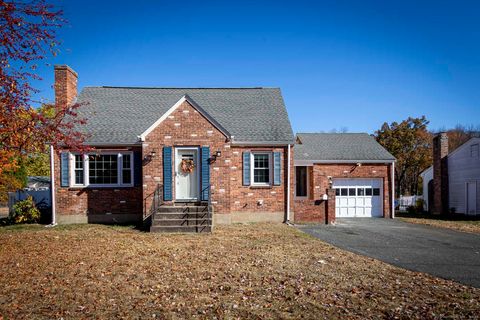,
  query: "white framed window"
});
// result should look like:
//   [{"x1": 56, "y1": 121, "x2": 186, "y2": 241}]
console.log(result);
[
  {"x1": 69, "y1": 152, "x2": 134, "y2": 188},
  {"x1": 251, "y1": 152, "x2": 272, "y2": 186},
  {"x1": 294, "y1": 166, "x2": 309, "y2": 199},
  {"x1": 73, "y1": 154, "x2": 85, "y2": 186}
]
